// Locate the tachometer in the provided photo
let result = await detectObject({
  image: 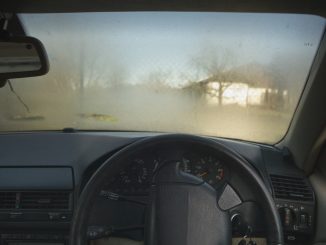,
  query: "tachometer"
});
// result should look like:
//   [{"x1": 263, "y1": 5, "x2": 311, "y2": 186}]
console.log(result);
[{"x1": 104, "y1": 156, "x2": 159, "y2": 195}]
